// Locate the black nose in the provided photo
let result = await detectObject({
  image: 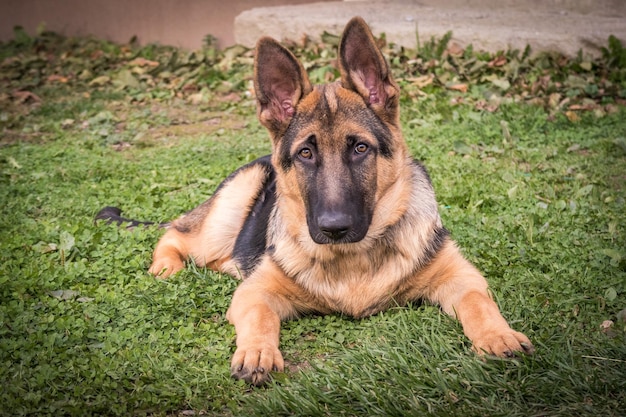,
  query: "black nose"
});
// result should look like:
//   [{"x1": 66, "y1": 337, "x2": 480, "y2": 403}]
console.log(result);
[{"x1": 318, "y1": 212, "x2": 352, "y2": 241}]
